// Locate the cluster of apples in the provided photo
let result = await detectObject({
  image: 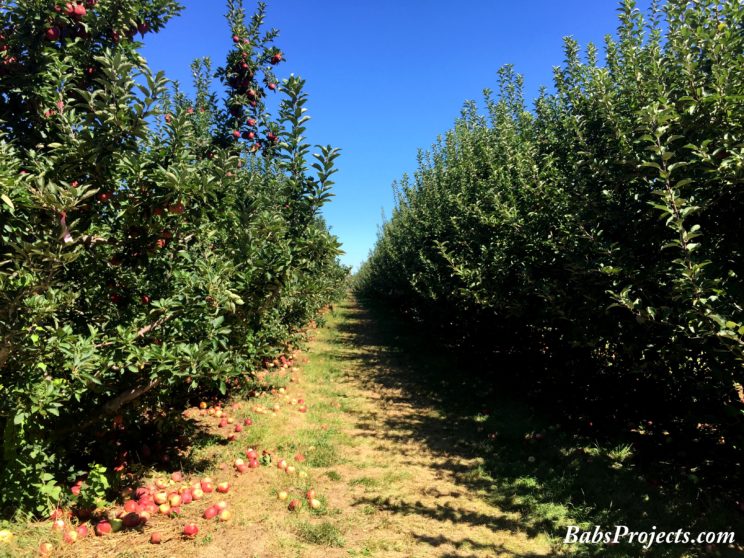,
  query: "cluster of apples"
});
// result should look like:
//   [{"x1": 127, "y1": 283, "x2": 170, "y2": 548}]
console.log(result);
[
  {"x1": 37, "y1": 469, "x2": 239, "y2": 554},
  {"x1": 278, "y1": 487, "x2": 321, "y2": 512}
]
